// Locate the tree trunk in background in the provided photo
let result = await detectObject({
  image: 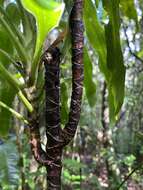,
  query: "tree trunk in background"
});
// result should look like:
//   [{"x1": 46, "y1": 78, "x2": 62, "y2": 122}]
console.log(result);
[{"x1": 101, "y1": 81, "x2": 121, "y2": 189}]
